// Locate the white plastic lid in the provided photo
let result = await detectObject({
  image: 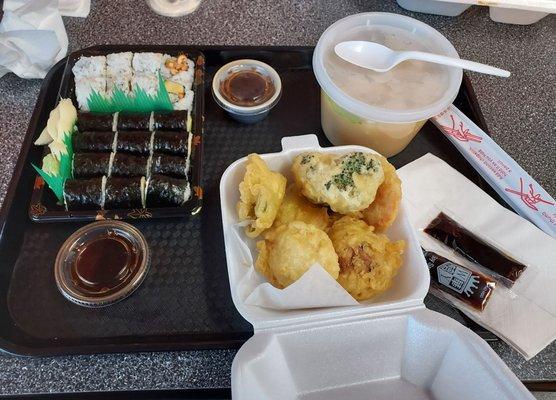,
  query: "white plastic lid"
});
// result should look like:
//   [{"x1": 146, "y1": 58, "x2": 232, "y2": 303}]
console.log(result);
[{"x1": 313, "y1": 13, "x2": 463, "y2": 123}]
